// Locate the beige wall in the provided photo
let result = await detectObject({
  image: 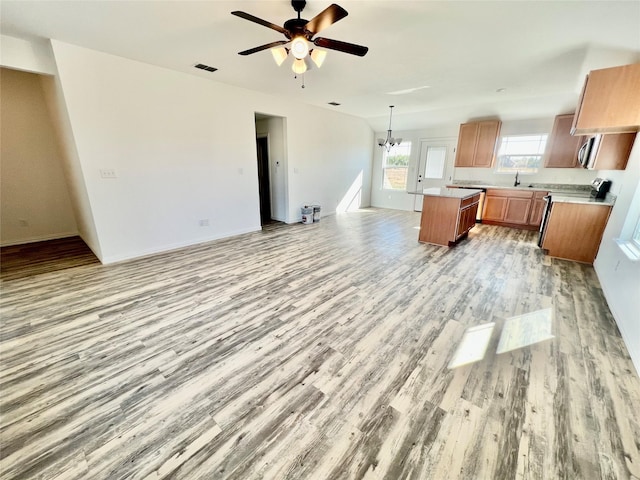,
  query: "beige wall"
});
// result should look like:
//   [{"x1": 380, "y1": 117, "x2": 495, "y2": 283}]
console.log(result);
[{"x1": 0, "y1": 68, "x2": 77, "y2": 246}]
